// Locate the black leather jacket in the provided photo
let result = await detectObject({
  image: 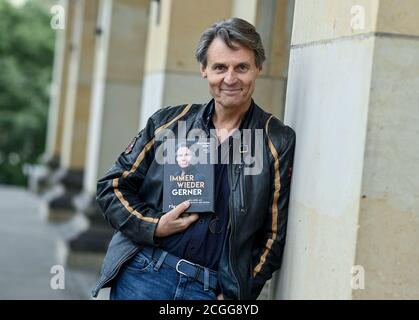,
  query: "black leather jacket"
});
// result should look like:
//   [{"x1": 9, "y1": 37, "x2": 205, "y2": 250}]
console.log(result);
[{"x1": 91, "y1": 99, "x2": 296, "y2": 299}]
